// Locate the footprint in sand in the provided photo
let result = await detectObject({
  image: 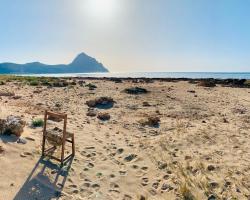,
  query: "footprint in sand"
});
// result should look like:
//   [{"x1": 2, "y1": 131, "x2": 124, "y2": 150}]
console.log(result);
[
  {"x1": 161, "y1": 183, "x2": 174, "y2": 192},
  {"x1": 163, "y1": 174, "x2": 170, "y2": 180},
  {"x1": 20, "y1": 152, "x2": 33, "y2": 157},
  {"x1": 141, "y1": 177, "x2": 149, "y2": 186},
  {"x1": 91, "y1": 183, "x2": 100, "y2": 191},
  {"x1": 117, "y1": 148, "x2": 124, "y2": 154},
  {"x1": 109, "y1": 182, "x2": 120, "y2": 193},
  {"x1": 67, "y1": 185, "x2": 79, "y2": 195},
  {"x1": 152, "y1": 182, "x2": 159, "y2": 190},
  {"x1": 68, "y1": 184, "x2": 78, "y2": 189},
  {"x1": 119, "y1": 170, "x2": 127, "y2": 176},
  {"x1": 87, "y1": 162, "x2": 95, "y2": 168},
  {"x1": 123, "y1": 194, "x2": 132, "y2": 200},
  {"x1": 109, "y1": 174, "x2": 116, "y2": 178},
  {"x1": 131, "y1": 164, "x2": 139, "y2": 170},
  {"x1": 82, "y1": 182, "x2": 91, "y2": 188},
  {"x1": 149, "y1": 188, "x2": 157, "y2": 196},
  {"x1": 85, "y1": 146, "x2": 95, "y2": 150},
  {"x1": 141, "y1": 166, "x2": 149, "y2": 172}
]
